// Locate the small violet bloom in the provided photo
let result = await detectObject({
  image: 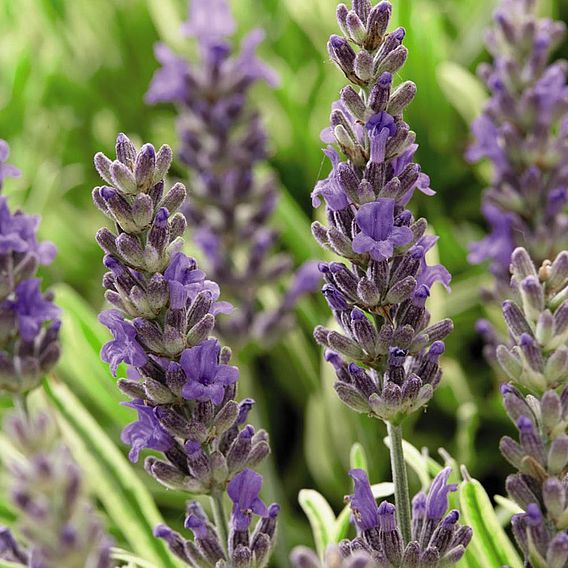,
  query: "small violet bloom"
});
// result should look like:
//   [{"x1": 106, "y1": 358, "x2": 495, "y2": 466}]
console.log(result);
[
  {"x1": 227, "y1": 468, "x2": 268, "y2": 532},
  {"x1": 348, "y1": 468, "x2": 379, "y2": 532},
  {"x1": 180, "y1": 338, "x2": 239, "y2": 405},
  {"x1": 352, "y1": 198, "x2": 413, "y2": 261},
  {"x1": 121, "y1": 400, "x2": 174, "y2": 463},
  {"x1": 6, "y1": 279, "x2": 60, "y2": 342},
  {"x1": 99, "y1": 310, "x2": 148, "y2": 375}
]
